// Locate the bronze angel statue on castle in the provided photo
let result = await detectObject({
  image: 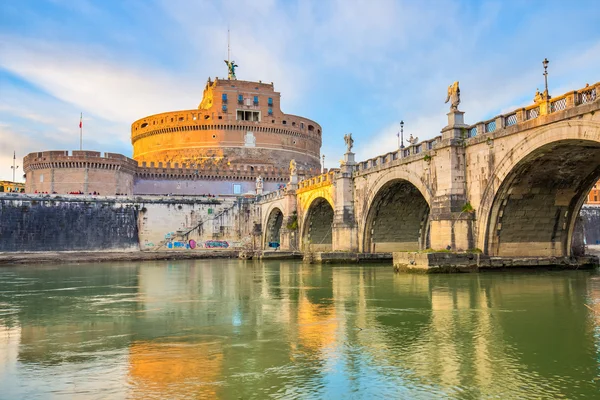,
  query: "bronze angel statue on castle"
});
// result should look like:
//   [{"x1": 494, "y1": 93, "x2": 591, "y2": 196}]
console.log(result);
[
  {"x1": 445, "y1": 81, "x2": 460, "y2": 111},
  {"x1": 224, "y1": 60, "x2": 238, "y2": 80}
]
